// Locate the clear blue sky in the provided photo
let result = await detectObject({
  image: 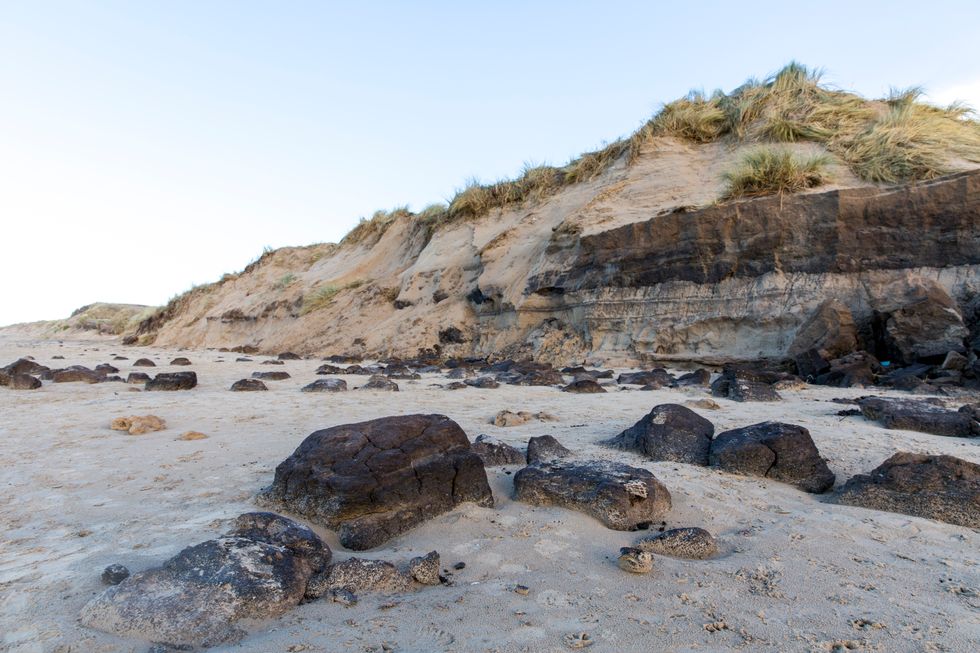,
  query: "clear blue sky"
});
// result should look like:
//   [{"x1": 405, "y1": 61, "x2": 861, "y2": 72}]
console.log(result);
[{"x1": 3, "y1": 0, "x2": 980, "y2": 325}]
